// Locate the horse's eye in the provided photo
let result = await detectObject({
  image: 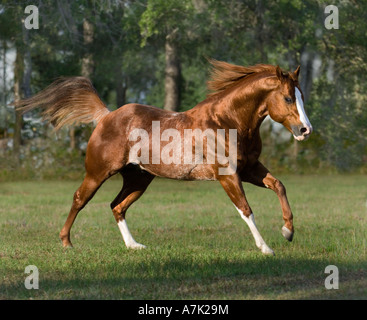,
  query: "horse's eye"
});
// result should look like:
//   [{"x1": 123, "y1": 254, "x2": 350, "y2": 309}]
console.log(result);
[{"x1": 284, "y1": 97, "x2": 293, "y2": 104}]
